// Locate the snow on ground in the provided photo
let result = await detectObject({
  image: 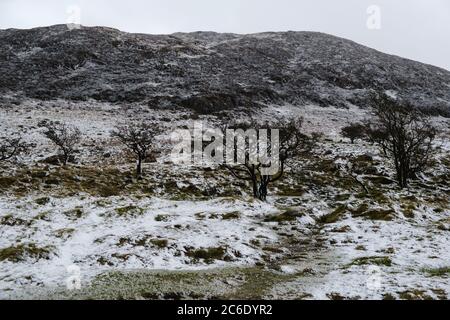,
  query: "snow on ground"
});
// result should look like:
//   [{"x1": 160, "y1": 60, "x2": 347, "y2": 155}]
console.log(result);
[
  {"x1": 265, "y1": 103, "x2": 369, "y2": 138},
  {"x1": 268, "y1": 209, "x2": 450, "y2": 300},
  {"x1": 0, "y1": 195, "x2": 282, "y2": 297},
  {"x1": 0, "y1": 102, "x2": 449, "y2": 299}
]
